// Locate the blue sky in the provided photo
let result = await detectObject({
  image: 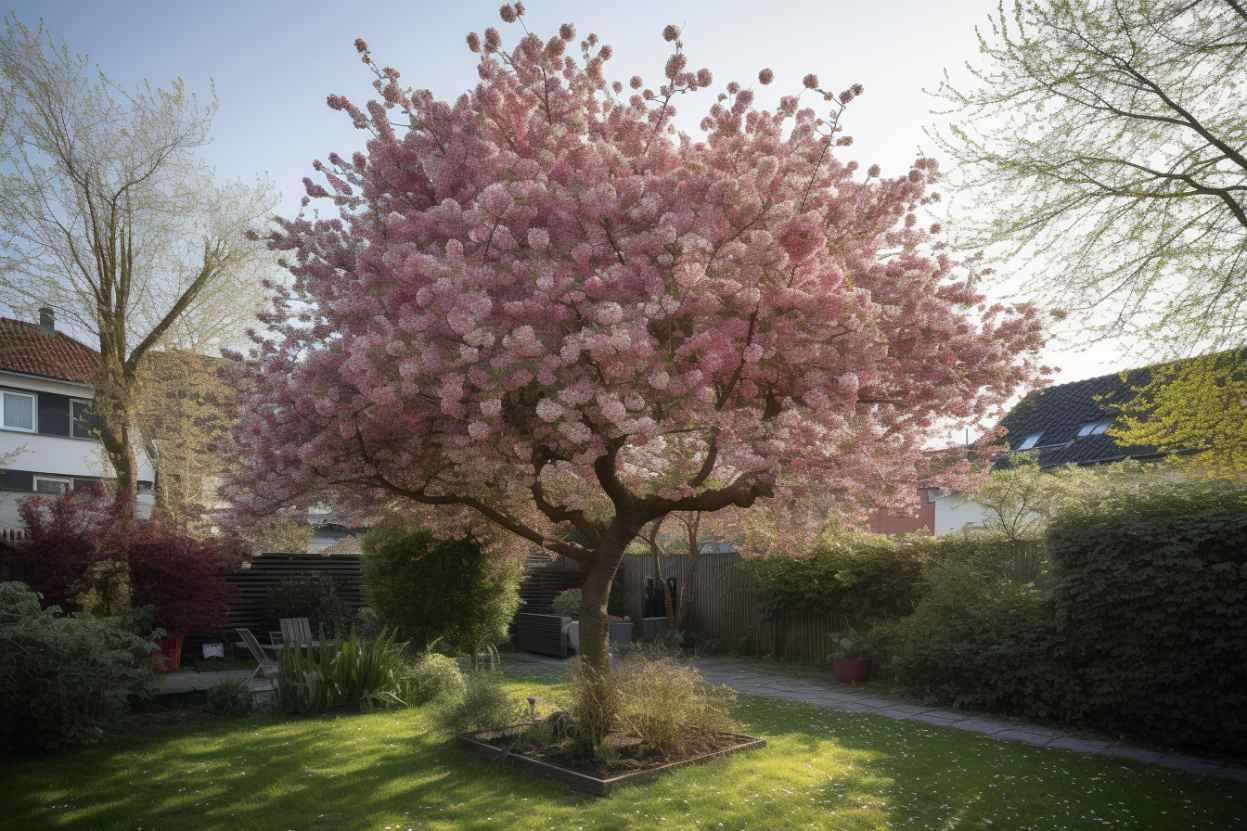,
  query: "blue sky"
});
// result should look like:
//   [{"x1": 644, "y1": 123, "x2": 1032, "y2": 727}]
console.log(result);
[{"x1": 12, "y1": 0, "x2": 1129, "y2": 387}]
